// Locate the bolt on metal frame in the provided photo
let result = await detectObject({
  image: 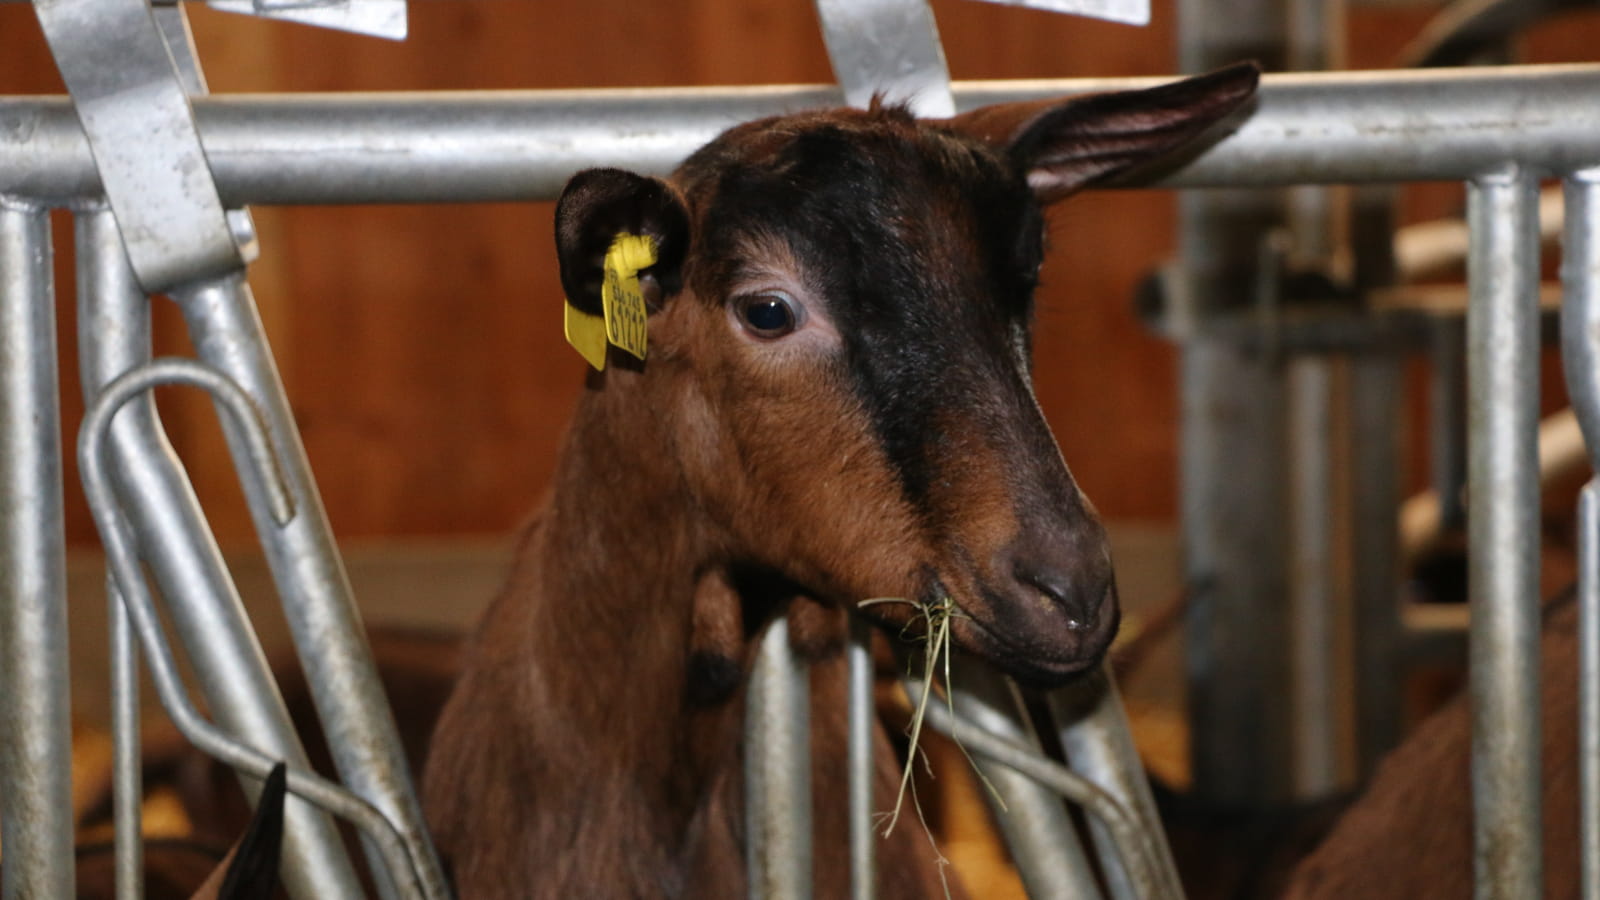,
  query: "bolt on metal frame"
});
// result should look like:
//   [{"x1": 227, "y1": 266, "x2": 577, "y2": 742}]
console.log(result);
[{"x1": 3, "y1": 8, "x2": 1600, "y2": 900}]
